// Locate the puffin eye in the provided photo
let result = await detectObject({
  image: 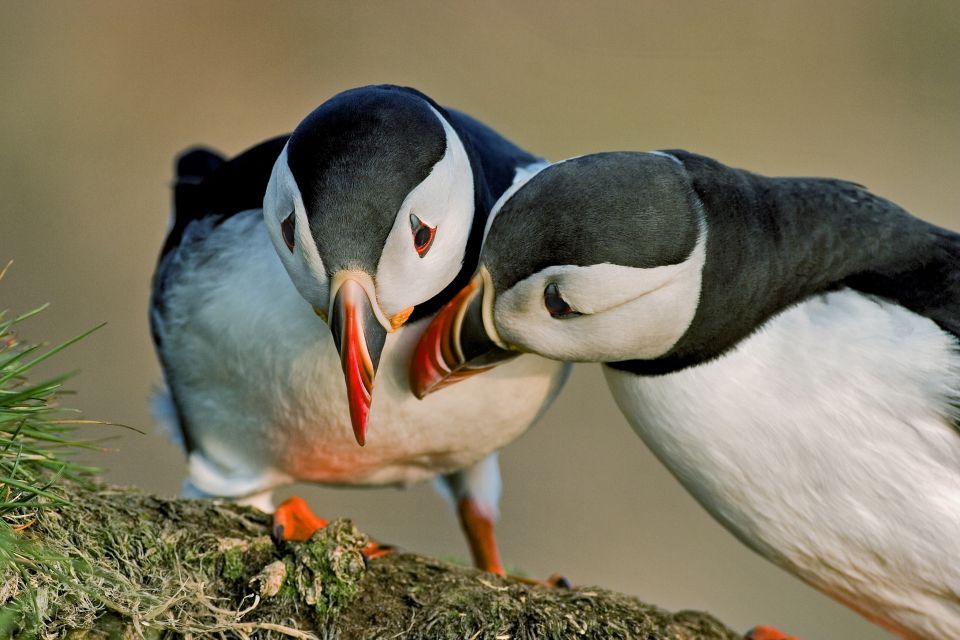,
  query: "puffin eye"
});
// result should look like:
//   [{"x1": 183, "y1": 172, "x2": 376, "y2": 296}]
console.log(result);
[
  {"x1": 544, "y1": 283, "x2": 581, "y2": 319},
  {"x1": 280, "y1": 211, "x2": 296, "y2": 252},
  {"x1": 409, "y1": 213, "x2": 436, "y2": 258}
]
